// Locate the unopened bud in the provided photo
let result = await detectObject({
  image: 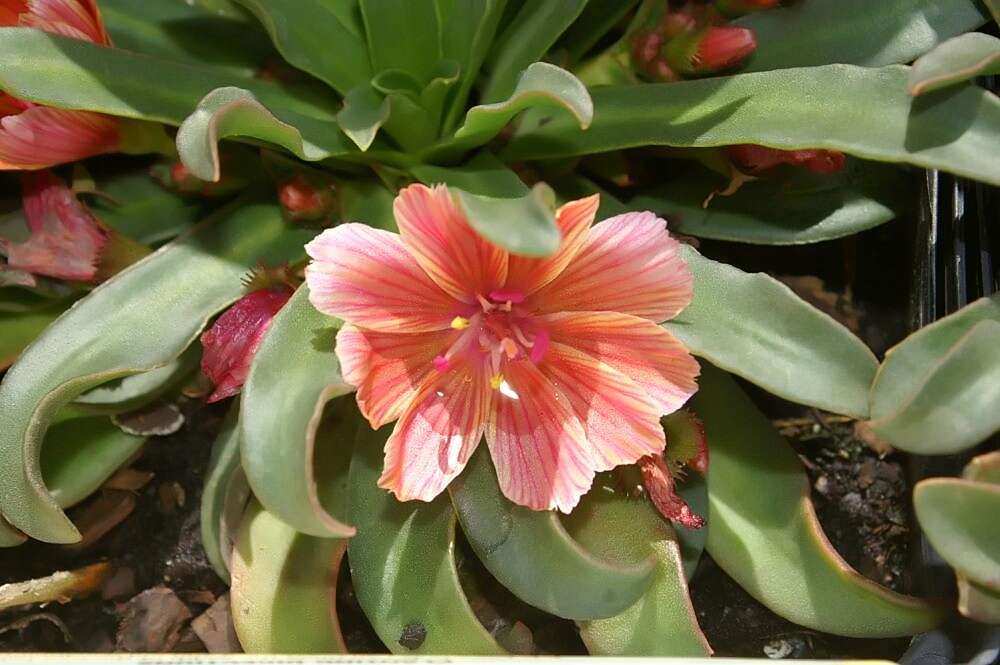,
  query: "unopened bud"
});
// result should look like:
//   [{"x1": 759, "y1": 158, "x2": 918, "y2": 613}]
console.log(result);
[
  {"x1": 666, "y1": 25, "x2": 757, "y2": 76},
  {"x1": 727, "y1": 144, "x2": 846, "y2": 174},
  {"x1": 278, "y1": 173, "x2": 337, "y2": 223}
]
